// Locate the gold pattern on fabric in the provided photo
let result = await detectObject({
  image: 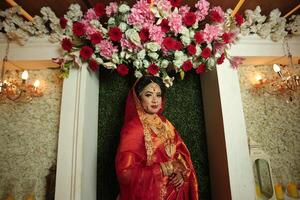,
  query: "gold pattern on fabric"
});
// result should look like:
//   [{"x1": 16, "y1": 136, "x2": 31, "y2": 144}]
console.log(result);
[{"x1": 133, "y1": 87, "x2": 176, "y2": 166}]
